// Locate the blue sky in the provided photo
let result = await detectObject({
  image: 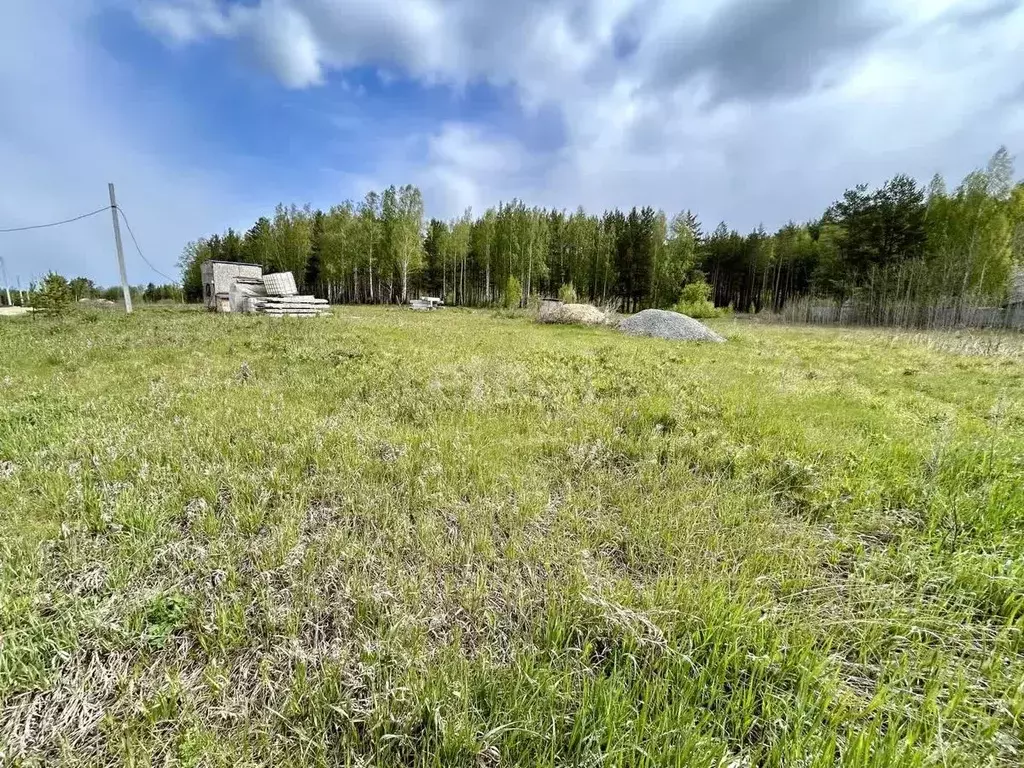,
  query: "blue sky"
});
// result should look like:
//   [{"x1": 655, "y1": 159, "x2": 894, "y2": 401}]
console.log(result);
[{"x1": 1, "y1": 0, "x2": 1022, "y2": 286}]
